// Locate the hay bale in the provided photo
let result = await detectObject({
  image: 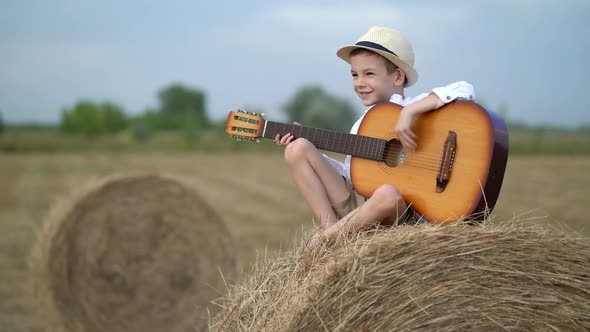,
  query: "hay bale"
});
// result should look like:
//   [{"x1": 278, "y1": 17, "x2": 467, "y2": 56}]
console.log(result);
[
  {"x1": 31, "y1": 173, "x2": 236, "y2": 332},
  {"x1": 211, "y1": 222, "x2": 590, "y2": 331}
]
